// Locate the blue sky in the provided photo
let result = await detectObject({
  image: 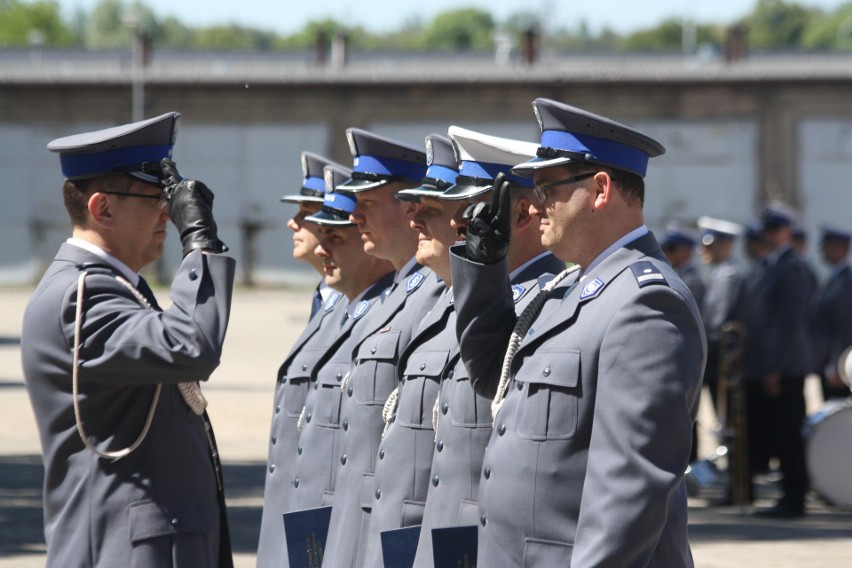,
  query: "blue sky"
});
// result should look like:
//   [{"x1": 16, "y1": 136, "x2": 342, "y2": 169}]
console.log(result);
[{"x1": 56, "y1": 0, "x2": 850, "y2": 35}]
